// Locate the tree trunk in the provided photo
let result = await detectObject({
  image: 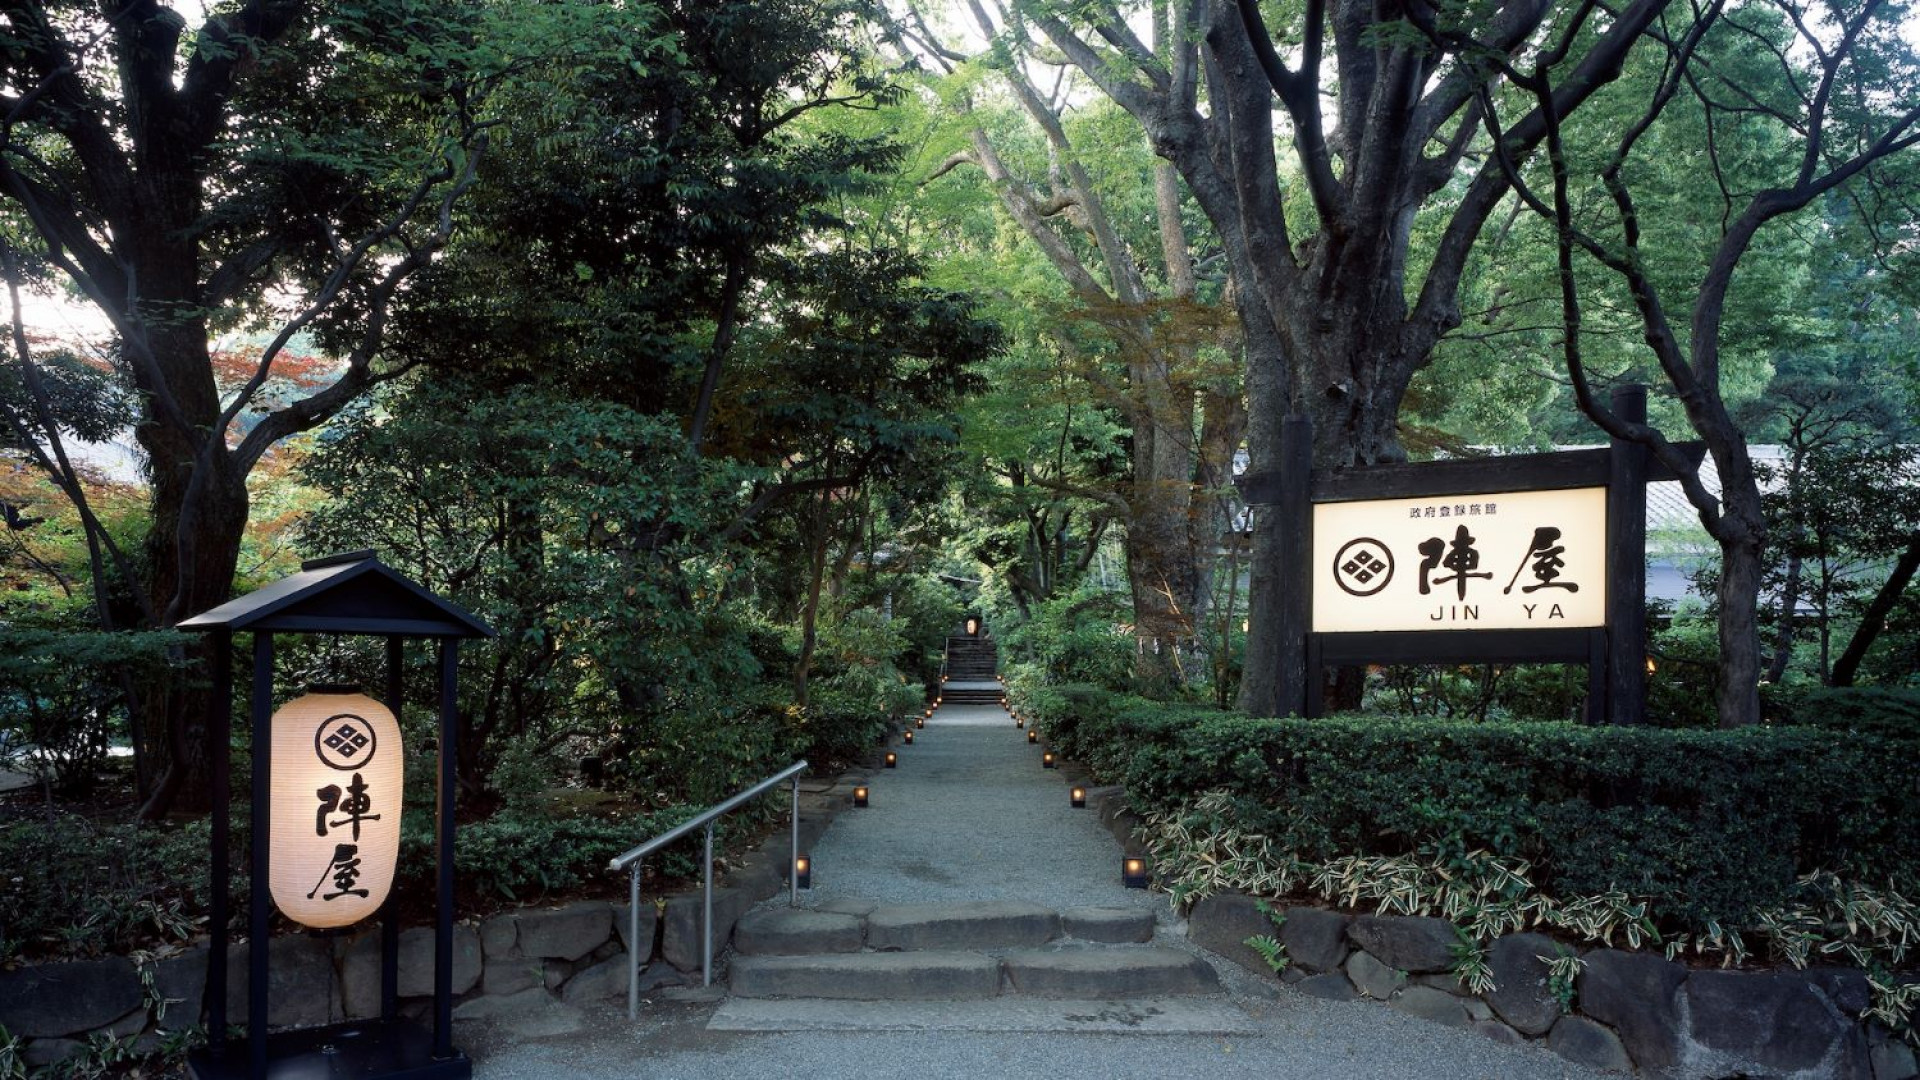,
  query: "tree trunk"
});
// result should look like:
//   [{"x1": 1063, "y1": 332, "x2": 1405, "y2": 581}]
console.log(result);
[
  {"x1": 1831, "y1": 528, "x2": 1920, "y2": 686},
  {"x1": 792, "y1": 490, "x2": 835, "y2": 707},
  {"x1": 1765, "y1": 548, "x2": 1802, "y2": 684},
  {"x1": 1715, "y1": 528, "x2": 1766, "y2": 728}
]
